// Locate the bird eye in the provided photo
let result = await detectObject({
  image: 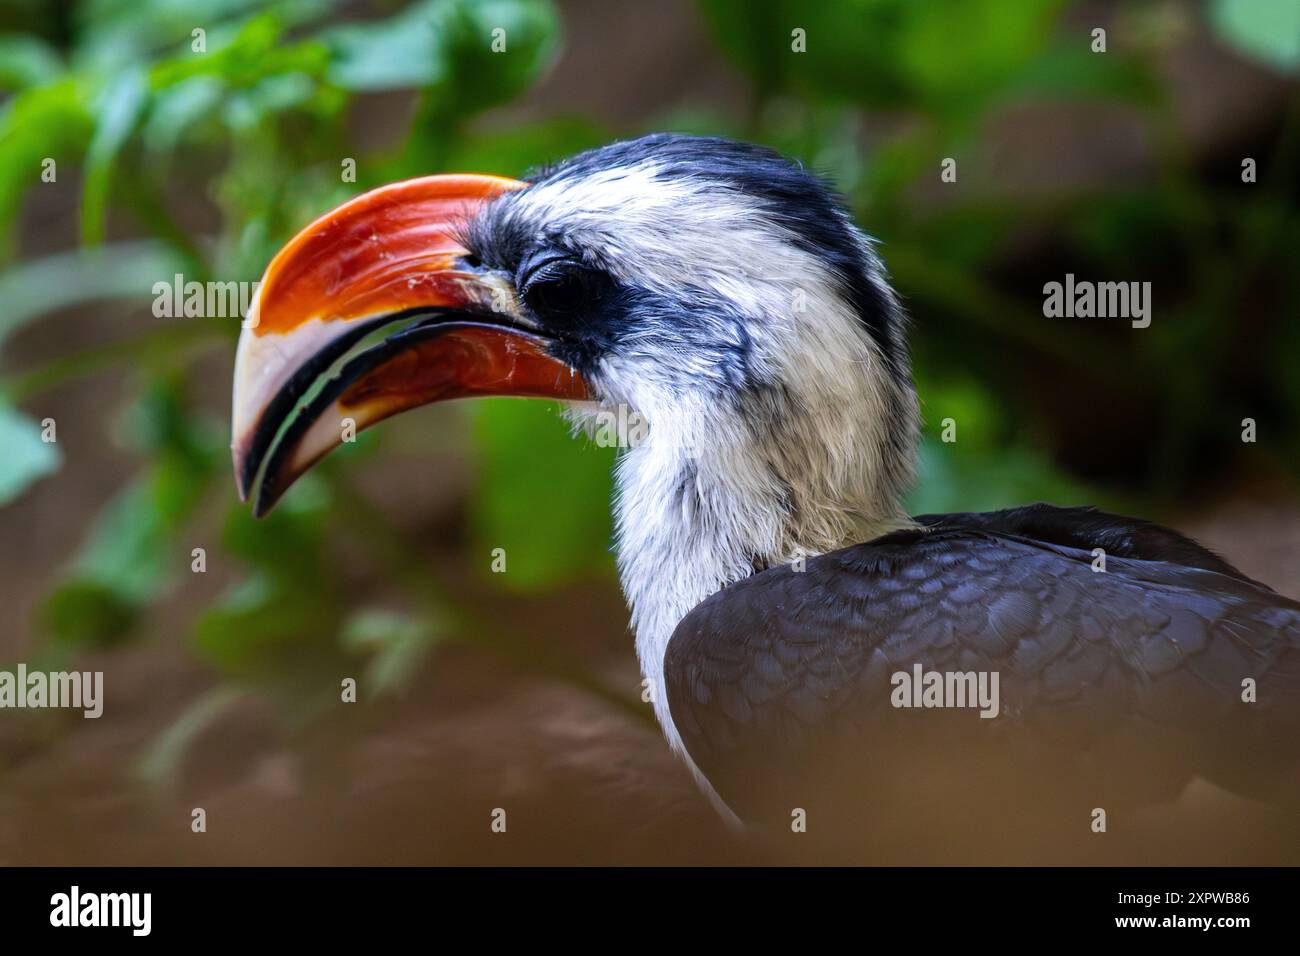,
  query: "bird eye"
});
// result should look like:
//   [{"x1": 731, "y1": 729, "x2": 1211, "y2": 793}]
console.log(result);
[{"x1": 521, "y1": 261, "x2": 602, "y2": 321}]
